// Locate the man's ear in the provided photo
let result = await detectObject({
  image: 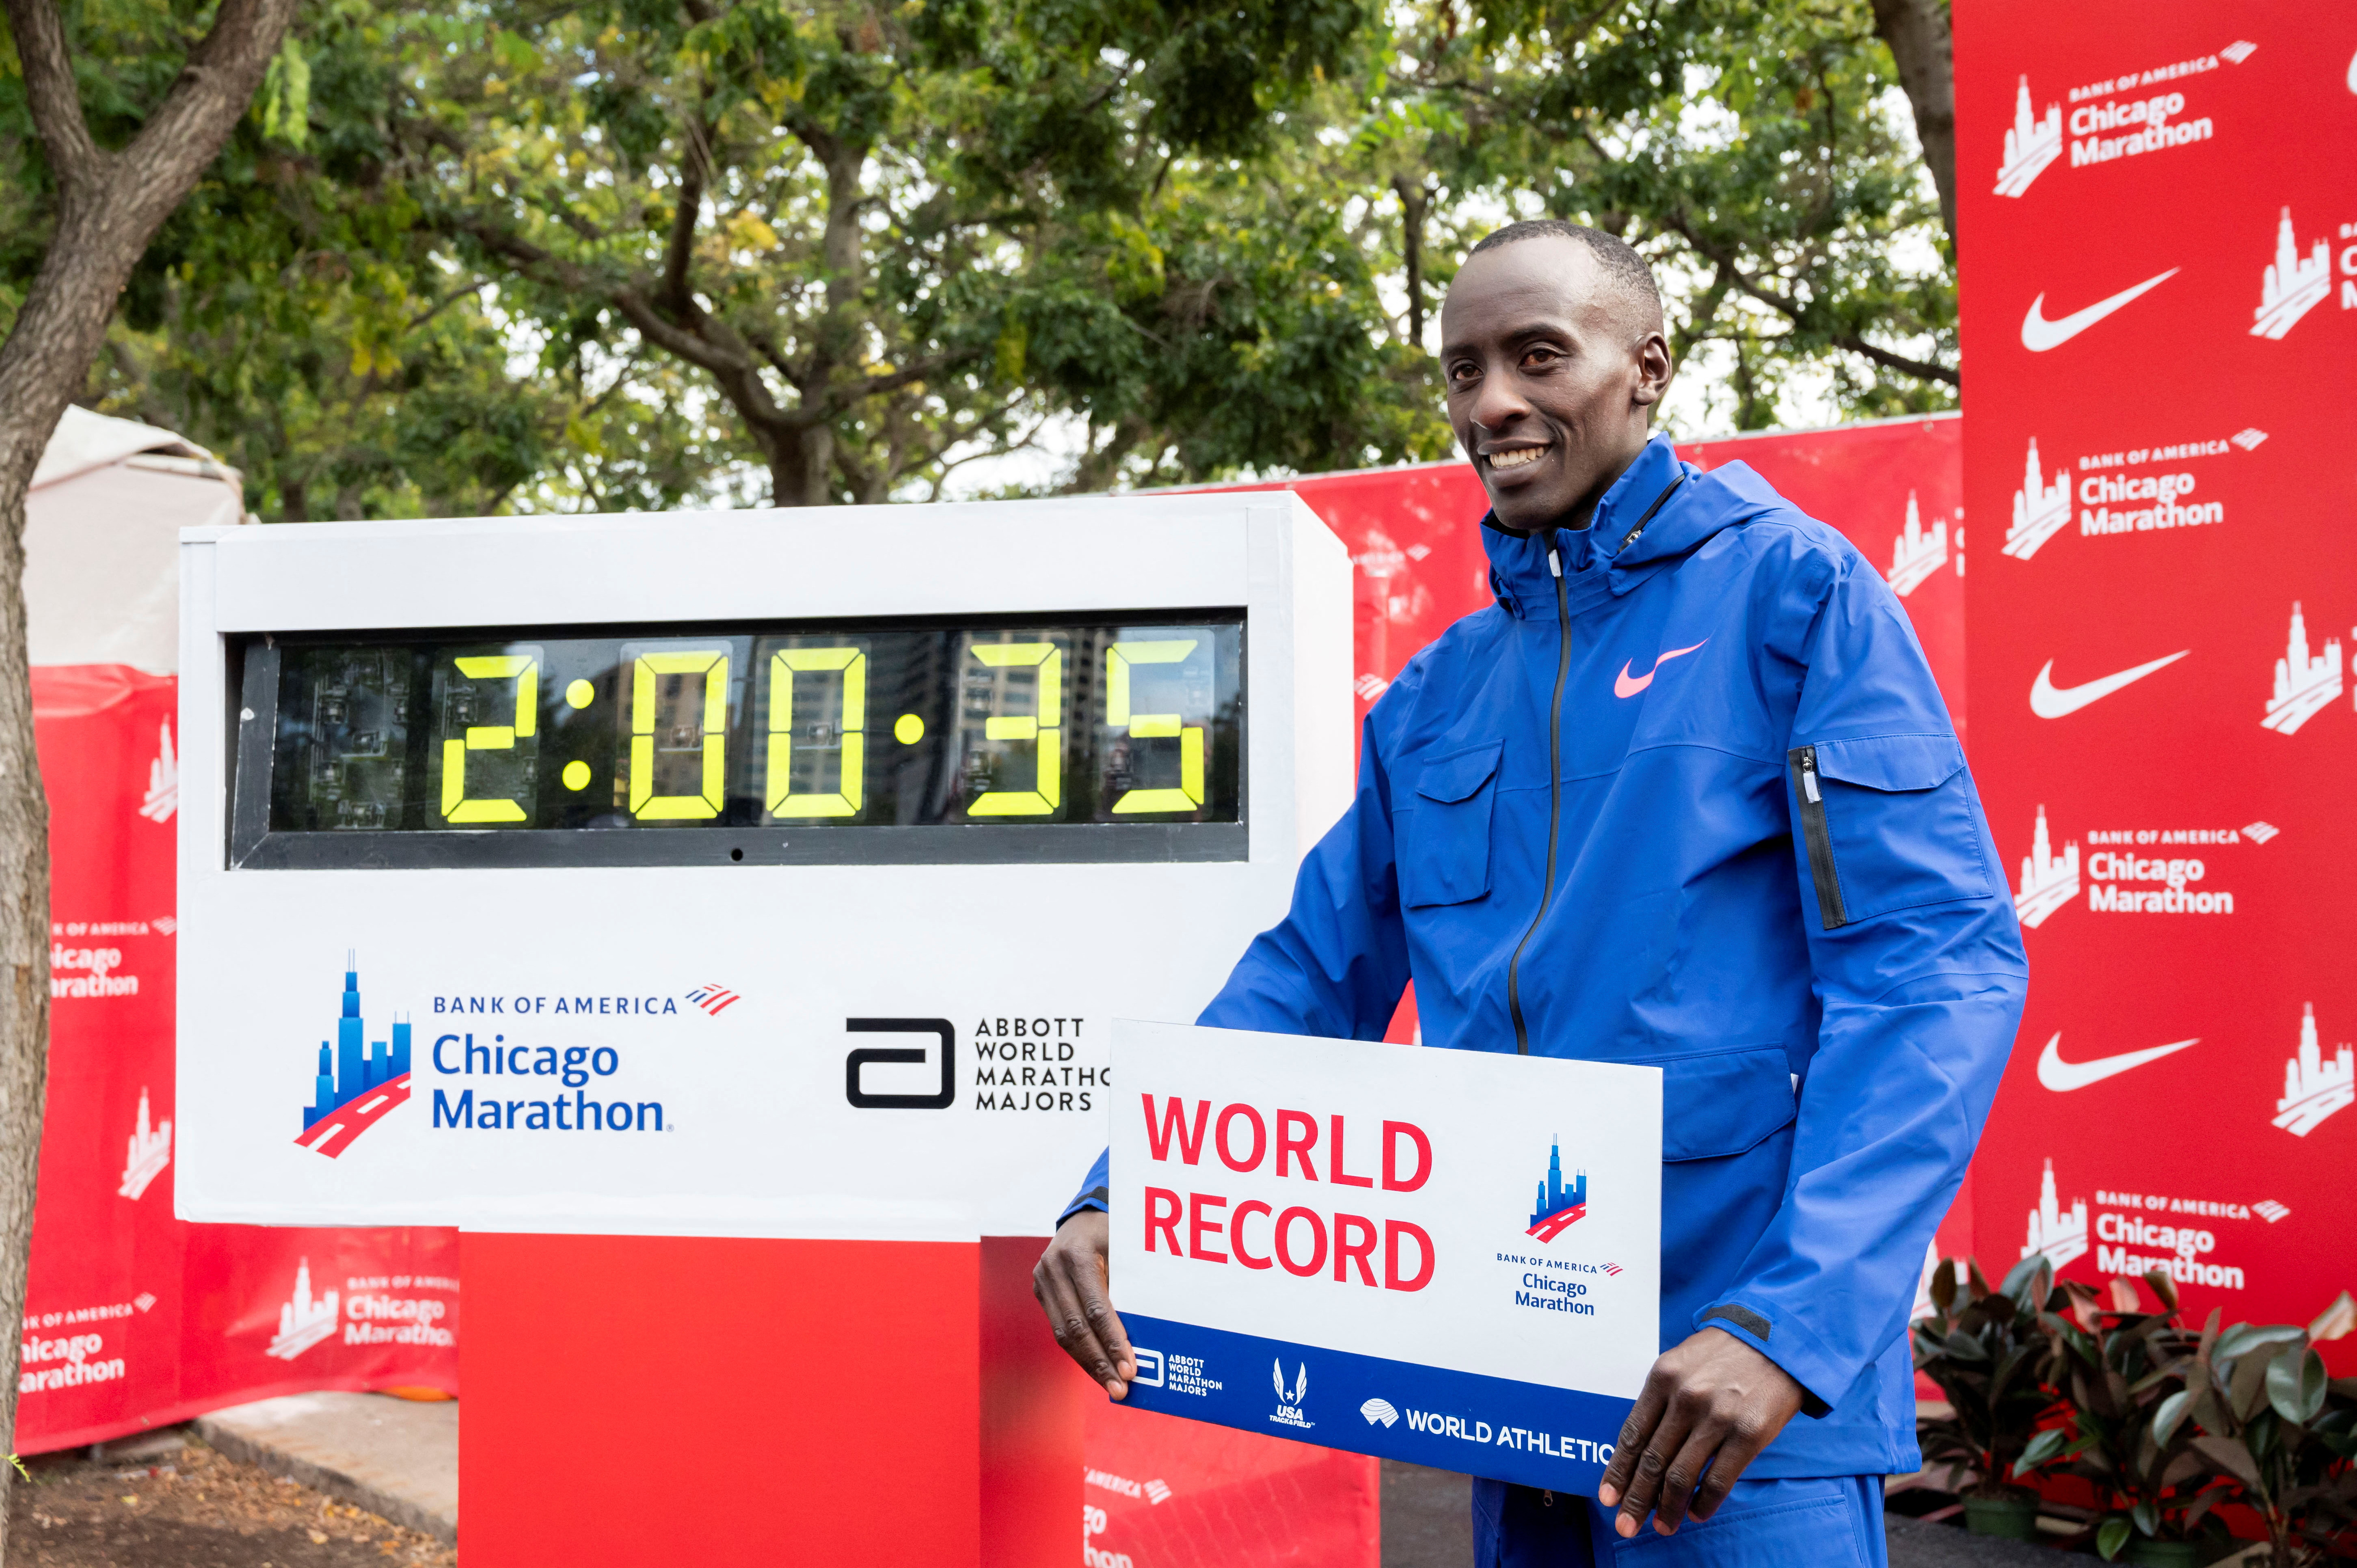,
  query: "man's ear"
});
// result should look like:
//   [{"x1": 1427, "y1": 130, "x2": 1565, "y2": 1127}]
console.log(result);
[{"x1": 1631, "y1": 331, "x2": 1672, "y2": 410}]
